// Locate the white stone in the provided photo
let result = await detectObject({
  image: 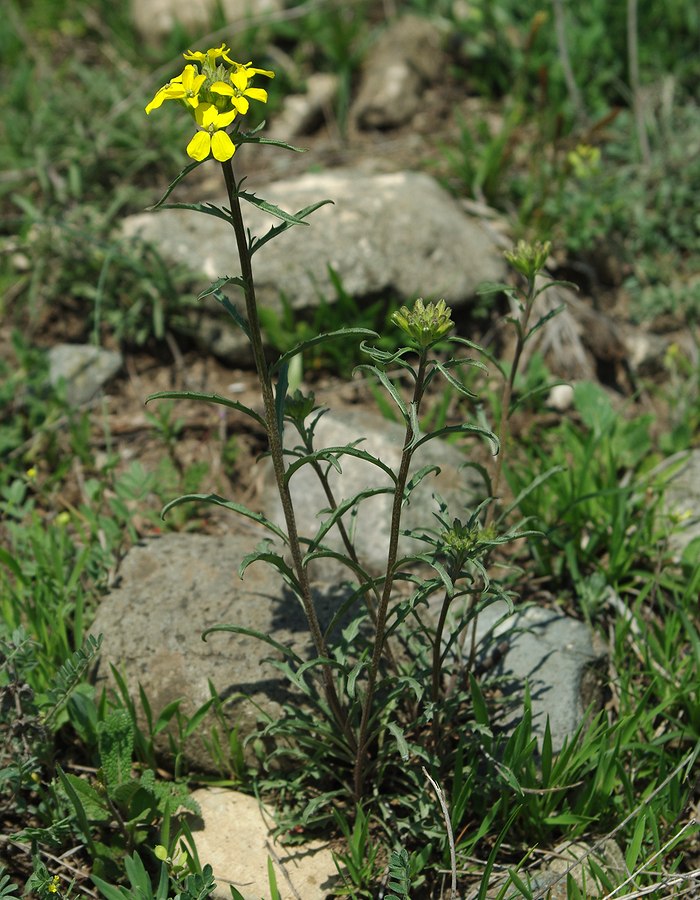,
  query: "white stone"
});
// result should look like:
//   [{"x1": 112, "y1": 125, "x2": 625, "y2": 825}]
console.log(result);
[{"x1": 188, "y1": 788, "x2": 339, "y2": 900}]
